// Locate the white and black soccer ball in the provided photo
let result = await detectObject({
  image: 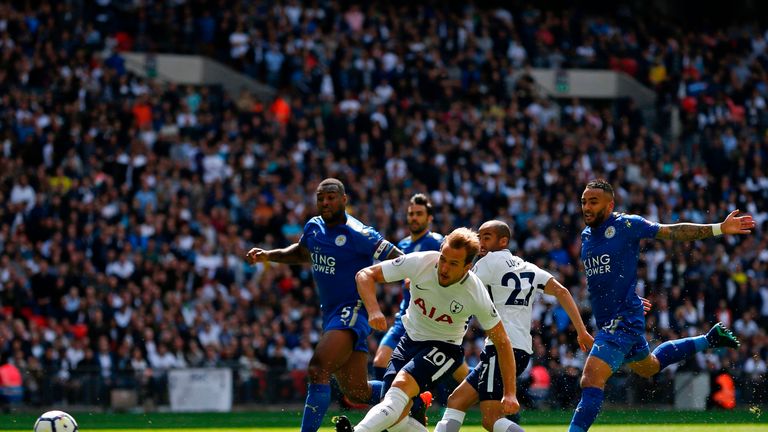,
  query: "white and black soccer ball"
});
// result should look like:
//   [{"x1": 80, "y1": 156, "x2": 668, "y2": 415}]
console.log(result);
[{"x1": 33, "y1": 410, "x2": 78, "y2": 432}]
